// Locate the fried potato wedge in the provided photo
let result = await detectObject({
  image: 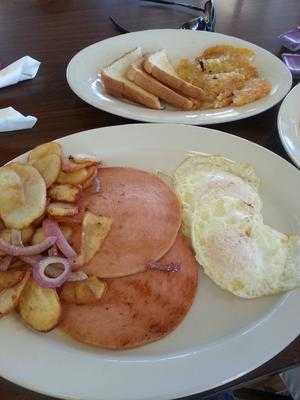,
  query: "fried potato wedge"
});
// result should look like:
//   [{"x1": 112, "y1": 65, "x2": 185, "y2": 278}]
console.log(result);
[
  {"x1": 28, "y1": 142, "x2": 62, "y2": 163},
  {"x1": 81, "y1": 166, "x2": 98, "y2": 189},
  {"x1": 31, "y1": 227, "x2": 44, "y2": 246},
  {"x1": 60, "y1": 282, "x2": 77, "y2": 303},
  {"x1": 8, "y1": 260, "x2": 30, "y2": 271},
  {"x1": 0, "y1": 227, "x2": 33, "y2": 252},
  {"x1": 0, "y1": 229, "x2": 11, "y2": 256},
  {"x1": 19, "y1": 279, "x2": 61, "y2": 331},
  {"x1": 0, "y1": 163, "x2": 46, "y2": 229},
  {"x1": 0, "y1": 270, "x2": 26, "y2": 290},
  {"x1": 32, "y1": 225, "x2": 73, "y2": 245},
  {"x1": 48, "y1": 184, "x2": 81, "y2": 203},
  {"x1": 62, "y1": 155, "x2": 97, "y2": 172},
  {"x1": 57, "y1": 168, "x2": 90, "y2": 185},
  {"x1": 0, "y1": 167, "x2": 25, "y2": 216},
  {"x1": 59, "y1": 225, "x2": 73, "y2": 242},
  {"x1": 60, "y1": 277, "x2": 106, "y2": 305},
  {"x1": 0, "y1": 270, "x2": 30, "y2": 316},
  {"x1": 21, "y1": 226, "x2": 35, "y2": 244},
  {"x1": 79, "y1": 212, "x2": 112, "y2": 265},
  {"x1": 0, "y1": 226, "x2": 35, "y2": 255},
  {"x1": 85, "y1": 276, "x2": 107, "y2": 299},
  {"x1": 47, "y1": 202, "x2": 78, "y2": 218},
  {"x1": 29, "y1": 154, "x2": 61, "y2": 188},
  {"x1": 70, "y1": 154, "x2": 98, "y2": 165}
]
